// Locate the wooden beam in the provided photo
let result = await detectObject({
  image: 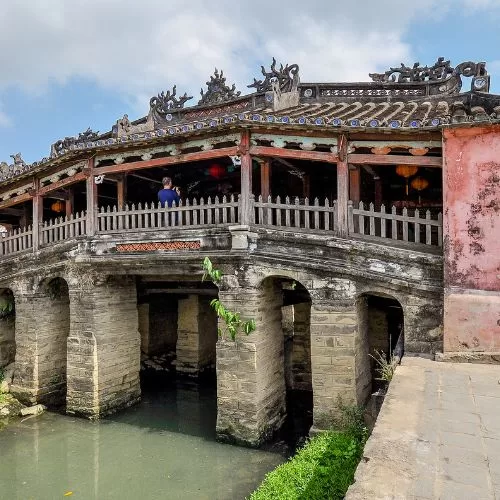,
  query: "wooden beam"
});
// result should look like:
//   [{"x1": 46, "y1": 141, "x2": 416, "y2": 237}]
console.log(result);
[
  {"x1": 93, "y1": 147, "x2": 238, "y2": 176},
  {"x1": 336, "y1": 135, "x2": 349, "y2": 237},
  {"x1": 65, "y1": 188, "x2": 74, "y2": 217},
  {"x1": 32, "y1": 178, "x2": 42, "y2": 252},
  {"x1": 250, "y1": 146, "x2": 338, "y2": 163},
  {"x1": 0, "y1": 193, "x2": 31, "y2": 210},
  {"x1": 260, "y1": 159, "x2": 271, "y2": 200},
  {"x1": 348, "y1": 153, "x2": 442, "y2": 167},
  {"x1": 38, "y1": 171, "x2": 87, "y2": 196},
  {"x1": 85, "y1": 158, "x2": 97, "y2": 236},
  {"x1": 239, "y1": 131, "x2": 252, "y2": 225},
  {"x1": 117, "y1": 174, "x2": 127, "y2": 210},
  {"x1": 349, "y1": 166, "x2": 361, "y2": 204}
]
